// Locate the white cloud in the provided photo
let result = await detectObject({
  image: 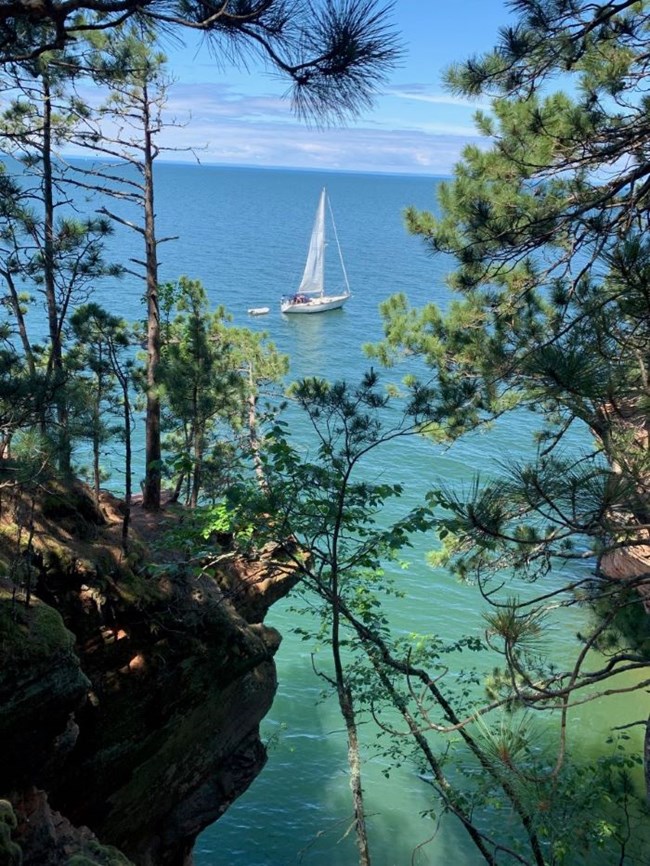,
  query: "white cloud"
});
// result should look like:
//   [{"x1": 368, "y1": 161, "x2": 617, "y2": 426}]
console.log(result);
[
  {"x1": 150, "y1": 113, "x2": 488, "y2": 175},
  {"x1": 65, "y1": 80, "x2": 490, "y2": 176},
  {"x1": 159, "y1": 82, "x2": 492, "y2": 173},
  {"x1": 387, "y1": 86, "x2": 491, "y2": 112},
  {"x1": 166, "y1": 84, "x2": 291, "y2": 122}
]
